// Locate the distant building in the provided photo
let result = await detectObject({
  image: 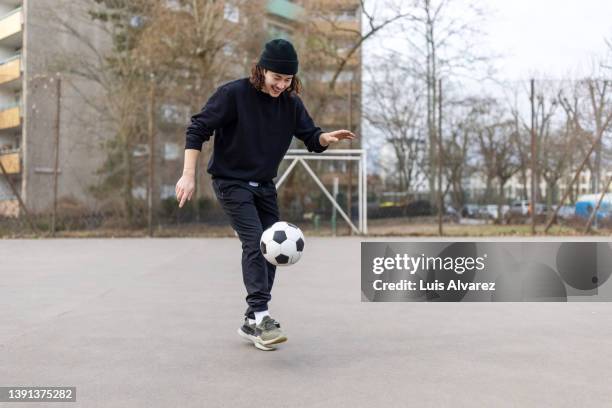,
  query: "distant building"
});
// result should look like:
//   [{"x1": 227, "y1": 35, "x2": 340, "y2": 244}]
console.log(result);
[
  {"x1": 156, "y1": 0, "x2": 364, "y2": 205},
  {"x1": 0, "y1": 0, "x2": 363, "y2": 217},
  {"x1": 0, "y1": 0, "x2": 108, "y2": 217}
]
